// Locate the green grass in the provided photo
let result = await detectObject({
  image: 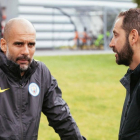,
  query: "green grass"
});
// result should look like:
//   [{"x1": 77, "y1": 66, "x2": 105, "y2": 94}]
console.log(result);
[{"x1": 34, "y1": 54, "x2": 127, "y2": 140}]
